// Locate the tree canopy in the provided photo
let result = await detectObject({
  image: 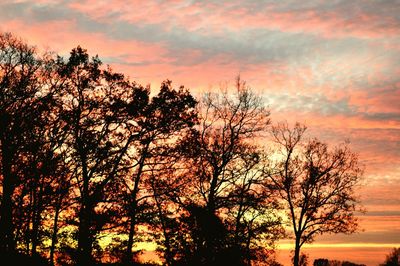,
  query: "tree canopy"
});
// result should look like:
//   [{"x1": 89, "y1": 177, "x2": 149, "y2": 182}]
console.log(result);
[{"x1": 0, "y1": 32, "x2": 364, "y2": 266}]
